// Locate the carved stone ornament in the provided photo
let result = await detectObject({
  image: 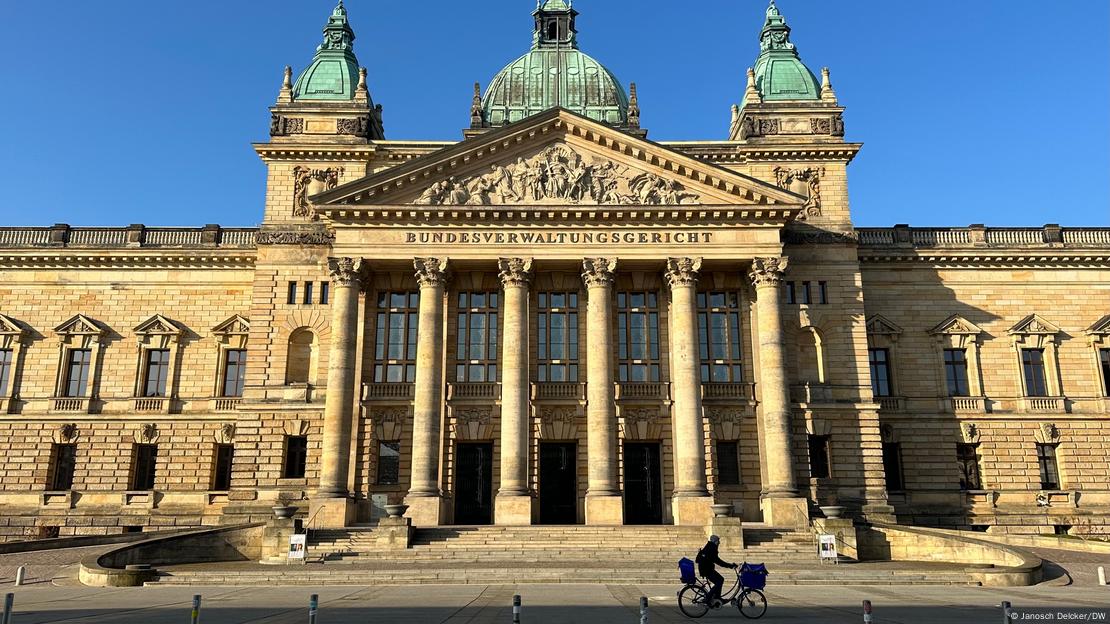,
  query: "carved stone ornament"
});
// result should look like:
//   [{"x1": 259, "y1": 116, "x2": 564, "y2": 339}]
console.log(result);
[
  {"x1": 336, "y1": 116, "x2": 371, "y2": 137},
  {"x1": 215, "y1": 423, "x2": 235, "y2": 444},
  {"x1": 136, "y1": 423, "x2": 159, "y2": 444},
  {"x1": 1039, "y1": 422, "x2": 1061, "y2": 443},
  {"x1": 757, "y1": 118, "x2": 780, "y2": 135},
  {"x1": 255, "y1": 230, "x2": 336, "y2": 246},
  {"x1": 960, "y1": 422, "x2": 980, "y2": 444},
  {"x1": 414, "y1": 257, "x2": 449, "y2": 288},
  {"x1": 328, "y1": 257, "x2": 364, "y2": 288},
  {"x1": 738, "y1": 115, "x2": 756, "y2": 140},
  {"x1": 375, "y1": 407, "x2": 408, "y2": 440},
  {"x1": 620, "y1": 407, "x2": 664, "y2": 440},
  {"x1": 284, "y1": 419, "x2": 310, "y2": 437},
  {"x1": 706, "y1": 408, "x2": 742, "y2": 426},
  {"x1": 810, "y1": 117, "x2": 832, "y2": 134},
  {"x1": 582, "y1": 257, "x2": 618, "y2": 288},
  {"x1": 293, "y1": 166, "x2": 343, "y2": 218},
  {"x1": 55, "y1": 423, "x2": 79, "y2": 443},
  {"x1": 880, "y1": 423, "x2": 896, "y2": 443},
  {"x1": 774, "y1": 166, "x2": 824, "y2": 219},
  {"x1": 748, "y1": 256, "x2": 788, "y2": 288},
  {"x1": 498, "y1": 258, "x2": 533, "y2": 287},
  {"x1": 456, "y1": 408, "x2": 491, "y2": 425},
  {"x1": 269, "y1": 114, "x2": 304, "y2": 137},
  {"x1": 665, "y1": 257, "x2": 702, "y2": 288},
  {"x1": 831, "y1": 114, "x2": 845, "y2": 137},
  {"x1": 782, "y1": 228, "x2": 859, "y2": 245},
  {"x1": 412, "y1": 145, "x2": 700, "y2": 206}
]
